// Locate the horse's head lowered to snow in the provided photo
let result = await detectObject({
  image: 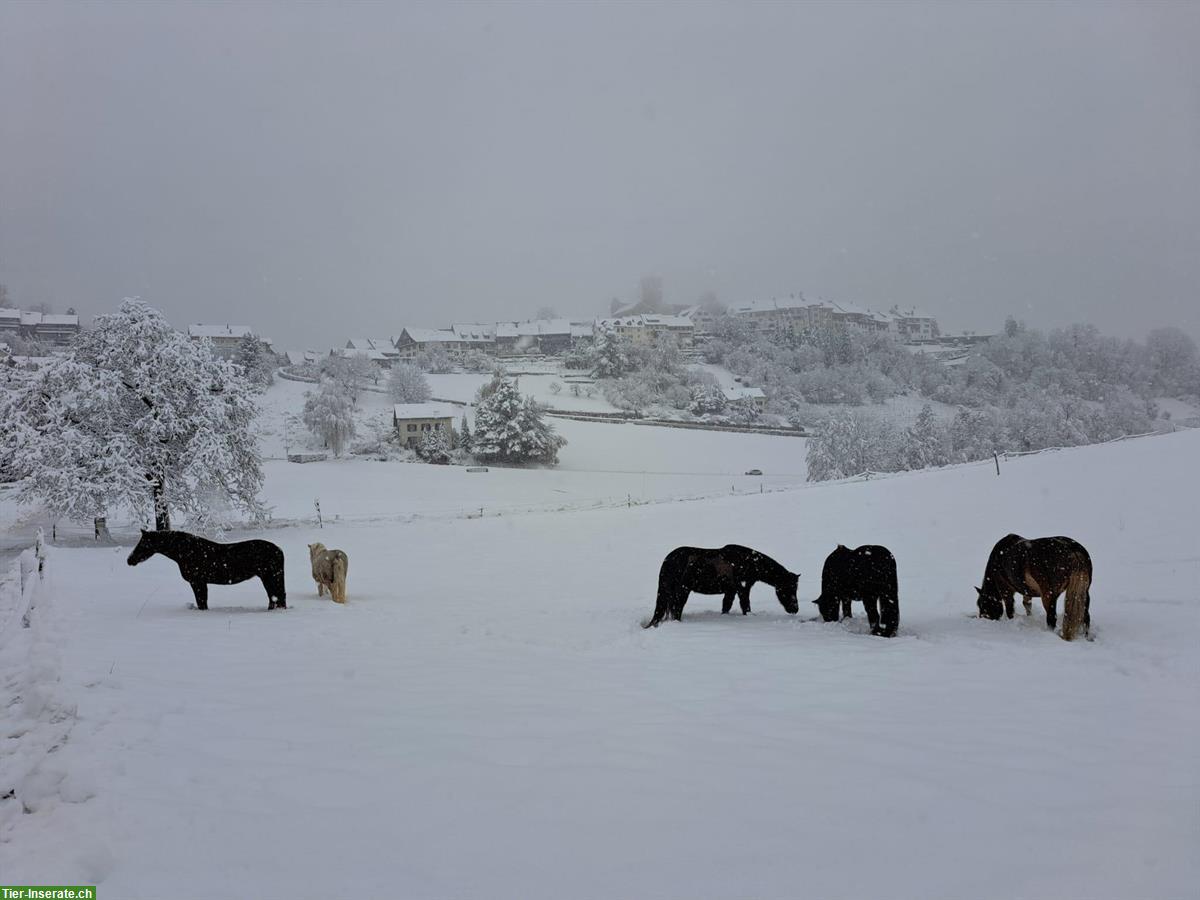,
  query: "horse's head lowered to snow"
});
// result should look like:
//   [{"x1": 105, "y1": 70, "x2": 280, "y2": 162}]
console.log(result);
[
  {"x1": 127, "y1": 529, "x2": 161, "y2": 566},
  {"x1": 975, "y1": 585, "x2": 1006, "y2": 620},
  {"x1": 776, "y1": 571, "x2": 801, "y2": 615}
]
